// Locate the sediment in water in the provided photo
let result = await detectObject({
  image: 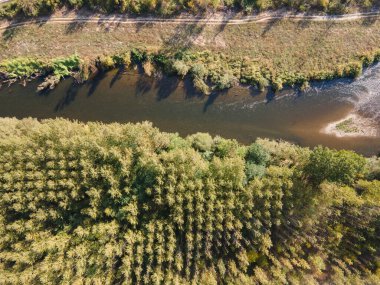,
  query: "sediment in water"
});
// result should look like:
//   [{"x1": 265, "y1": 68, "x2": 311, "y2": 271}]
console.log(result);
[{"x1": 323, "y1": 113, "x2": 378, "y2": 138}]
